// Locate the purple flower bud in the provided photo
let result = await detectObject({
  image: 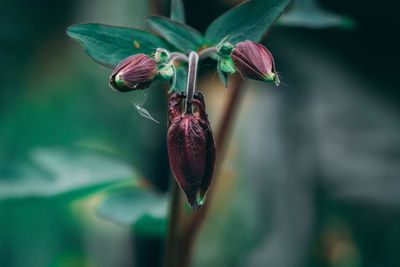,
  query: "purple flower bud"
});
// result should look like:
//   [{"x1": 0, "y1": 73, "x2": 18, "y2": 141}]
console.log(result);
[
  {"x1": 231, "y1": 41, "x2": 279, "y2": 85},
  {"x1": 167, "y1": 93, "x2": 216, "y2": 209},
  {"x1": 109, "y1": 54, "x2": 157, "y2": 92}
]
